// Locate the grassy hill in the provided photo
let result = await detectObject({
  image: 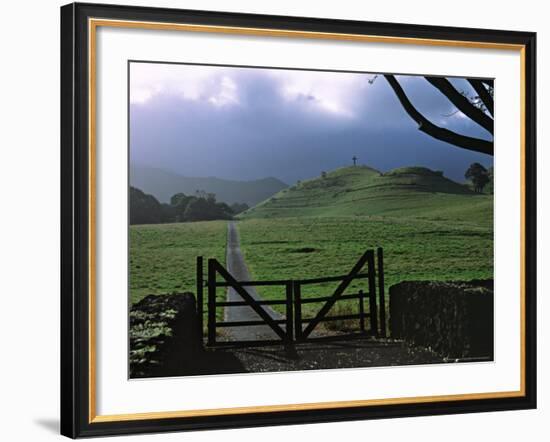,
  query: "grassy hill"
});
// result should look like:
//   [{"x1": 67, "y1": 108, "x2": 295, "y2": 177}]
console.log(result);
[
  {"x1": 129, "y1": 164, "x2": 493, "y2": 329},
  {"x1": 235, "y1": 164, "x2": 493, "y2": 317},
  {"x1": 131, "y1": 164, "x2": 287, "y2": 206},
  {"x1": 240, "y1": 165, "x2": 492, "y2": 224}
]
